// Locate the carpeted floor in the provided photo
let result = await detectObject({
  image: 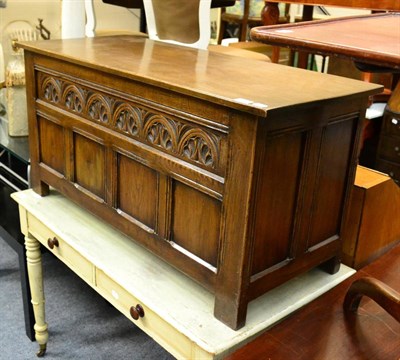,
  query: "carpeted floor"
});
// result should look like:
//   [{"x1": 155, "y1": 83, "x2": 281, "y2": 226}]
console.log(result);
[{"x1": 0, "y1": 237, "x2": 175, "y2": 359}]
